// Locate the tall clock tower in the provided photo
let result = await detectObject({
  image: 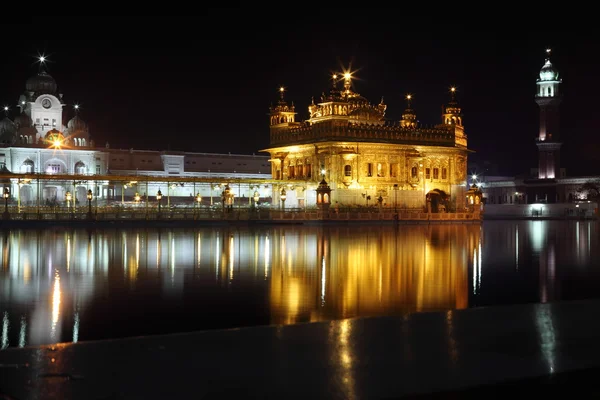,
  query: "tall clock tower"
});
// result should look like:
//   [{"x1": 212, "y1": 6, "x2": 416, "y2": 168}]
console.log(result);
[
  {"x1": 17, "y1": 60, "x2": 65, "y2": 142},
  {"x1": 535, "y1": 49, "x2": 562, "y2": 179}
]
